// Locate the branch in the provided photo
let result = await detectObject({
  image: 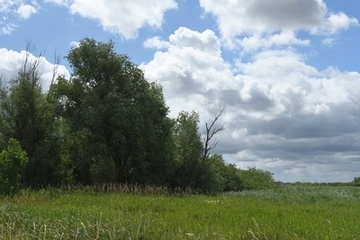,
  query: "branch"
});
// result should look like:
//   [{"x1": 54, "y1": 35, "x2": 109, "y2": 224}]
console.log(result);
[
  {"x1": 47, "y1": 51, "x2": 61, "y2": 100},
  {"x1": 22, "y1": 40, "x2": 43, "y2": 87}
]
